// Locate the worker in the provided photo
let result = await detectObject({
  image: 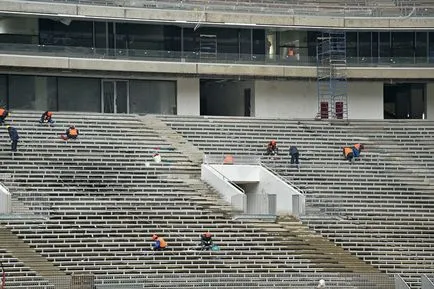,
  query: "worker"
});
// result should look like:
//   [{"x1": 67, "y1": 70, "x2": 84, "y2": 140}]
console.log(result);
[
  {"x1": 266, "y1": 140, "x2": 278, "y2": 155},
  {"x1": 200, "y1": 232, "x2": 214, "y2": 251},
  {"x1": 0, "y1": 107, "x2": 9, "y2": 124},
  {"x1": 151, "y1": 234, "x2": 167, "y2": 251},
  {"x1": 39, "y1": 111, "x2": 54, "y2": 126},
  {"x1": 61, "y1": 125, "x2": 79, "y2": 140},
  {"x1": 343, "y1": 146, "x2": 354, "y2": 163},
  {"x1": 223, "y1": 154, "x2": 234, "y2": 165},
  {"x1": 7, "y1": 126, "x2": 19, "y2": 152},
  {"x1": 352, "y1": 143, "x2": 364, "y2": 158},
  {"x1": 289, "y1": 145, "x2": 300, "y2": 167}
]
